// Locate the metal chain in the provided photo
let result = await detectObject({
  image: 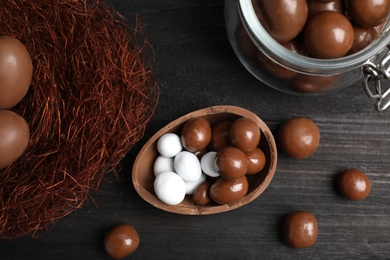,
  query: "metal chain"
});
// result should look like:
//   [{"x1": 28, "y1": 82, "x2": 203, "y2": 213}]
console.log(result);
[{"x1": 363, "y1": 48, "x2": 390, "y2": 111}]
